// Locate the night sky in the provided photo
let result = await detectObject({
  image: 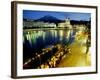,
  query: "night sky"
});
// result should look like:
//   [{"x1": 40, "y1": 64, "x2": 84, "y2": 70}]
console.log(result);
[{"x1": 23, "y1": 10, "x2": 91, "y2": 21}]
